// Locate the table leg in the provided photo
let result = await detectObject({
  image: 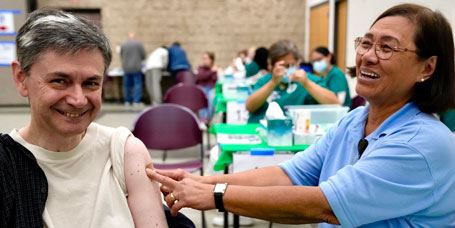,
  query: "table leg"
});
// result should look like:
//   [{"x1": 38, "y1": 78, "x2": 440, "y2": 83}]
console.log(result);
[
  {"x1": 224, "y1": 165, "x2": 229, "y2": 228},
  {"x1": 233, "y1": 214, "x2": 240, "y2": 228}
]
